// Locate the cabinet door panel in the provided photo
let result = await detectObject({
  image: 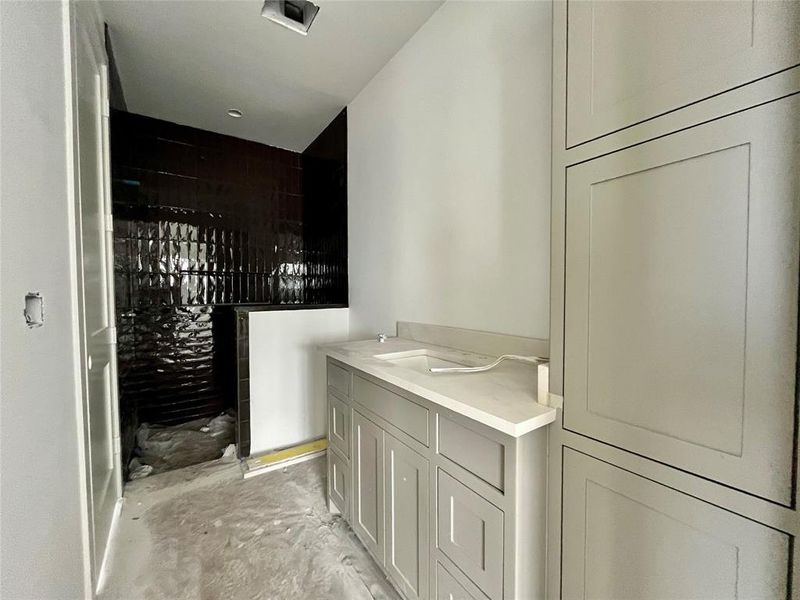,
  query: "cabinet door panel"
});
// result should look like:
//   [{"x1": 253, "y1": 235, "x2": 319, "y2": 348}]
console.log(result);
[
  {"x1": 328, "y1": 448, "x2": 349, "y2": 517},
  {"x1": 564, "y1": 95, "x2": 799, "y2": 504},
  {"x1": 353, "y1": 410, "x2": 385, "y2": 564},
  {"x1": 561, "y1": 448, "x2": 790, "y2": 600},
  {"x1": 385, "y1": 433, "x2": 430, "y2": 600},
  {"x1": 436, "y1": 563, "x2": 479, "y2": 600},
  {"x1": 566, "y1": 0, "x2": 800, "y2": 146},
  {"x1": 437, "y1": 470, "x2": 503, "y2": 600},
  {"x1": 328, "y1": 393, "x2": 350, "y2": 458}
]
